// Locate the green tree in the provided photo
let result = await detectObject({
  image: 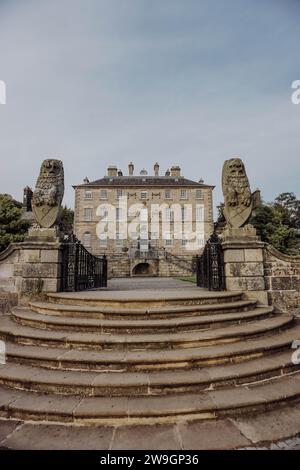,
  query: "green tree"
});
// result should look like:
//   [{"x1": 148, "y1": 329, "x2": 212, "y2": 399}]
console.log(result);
[
  {"x1": 59, "y1": 206, "x2": 74, "y2": 235},
  {"x1": 273, "y1": 192, "x2": 300, "y2": 230},
  {"x1": 250, "y1": 192, "x2": 300, "y2": 255},
  {"x1": 0, "y1": 194, "x2": 30, "y2": 252}
]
